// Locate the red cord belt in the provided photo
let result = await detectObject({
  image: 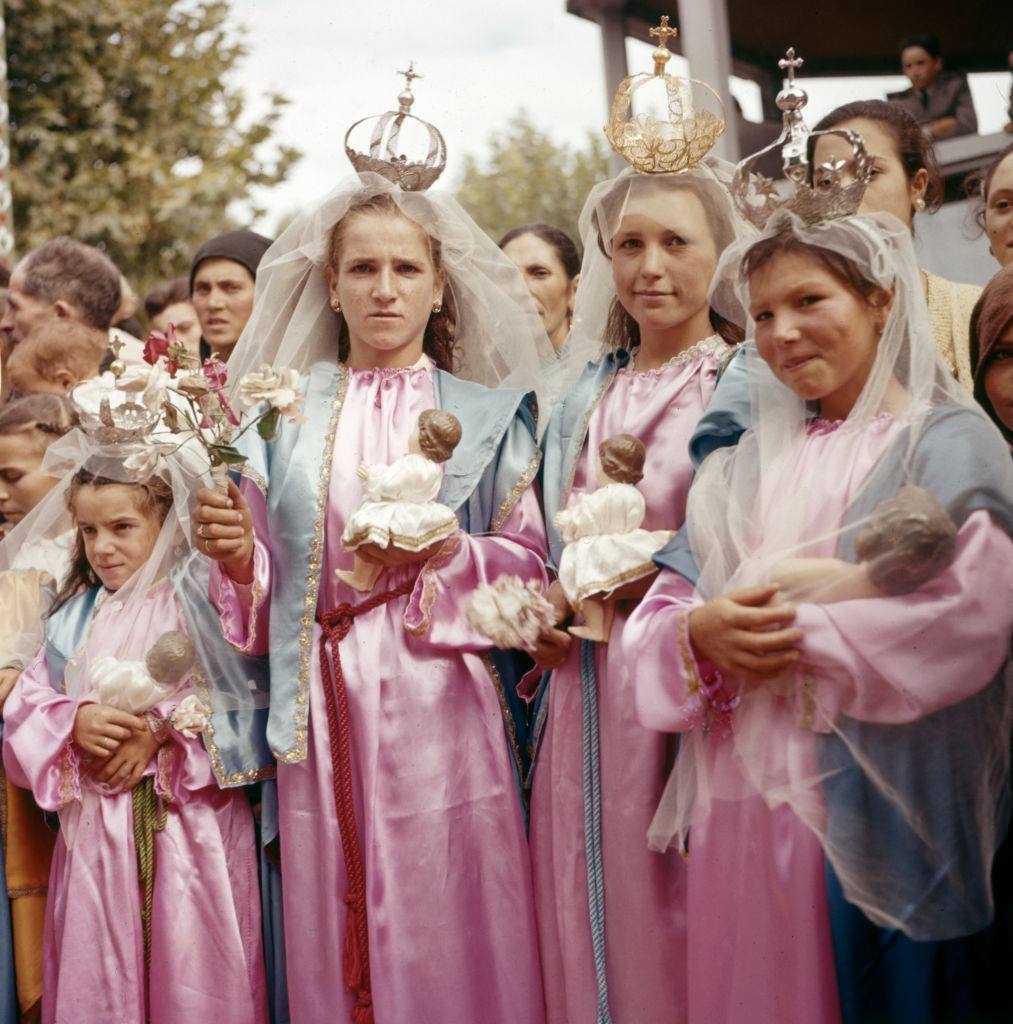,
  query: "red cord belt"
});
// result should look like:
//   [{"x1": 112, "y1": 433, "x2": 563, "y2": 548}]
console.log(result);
[{"x1": 316, "y1": 575, "x2": 417, "y2": 1024}]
